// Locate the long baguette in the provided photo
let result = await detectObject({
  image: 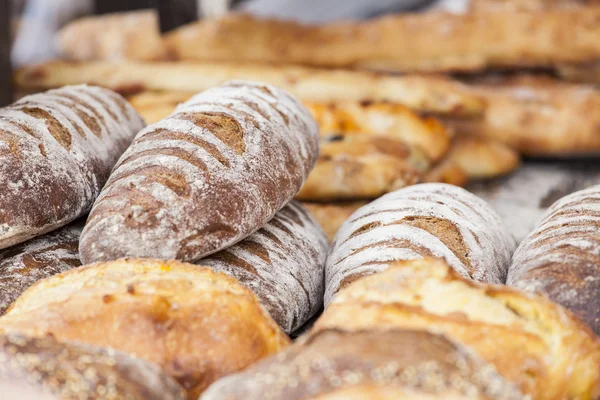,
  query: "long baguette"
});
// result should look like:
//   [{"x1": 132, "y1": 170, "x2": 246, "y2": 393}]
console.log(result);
[
  {"x1": 15, "y1": 61, "x2": 484, "y2": 116},
  {"x1": 165, "y1": 10, "x2": 600, "y2": 73},
  {"x1": 0, "y1": 85, "x2": 144, "y2": 249},
  {"x1": 80, "y1": 81, "x2": 319, "y2": 263}
]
